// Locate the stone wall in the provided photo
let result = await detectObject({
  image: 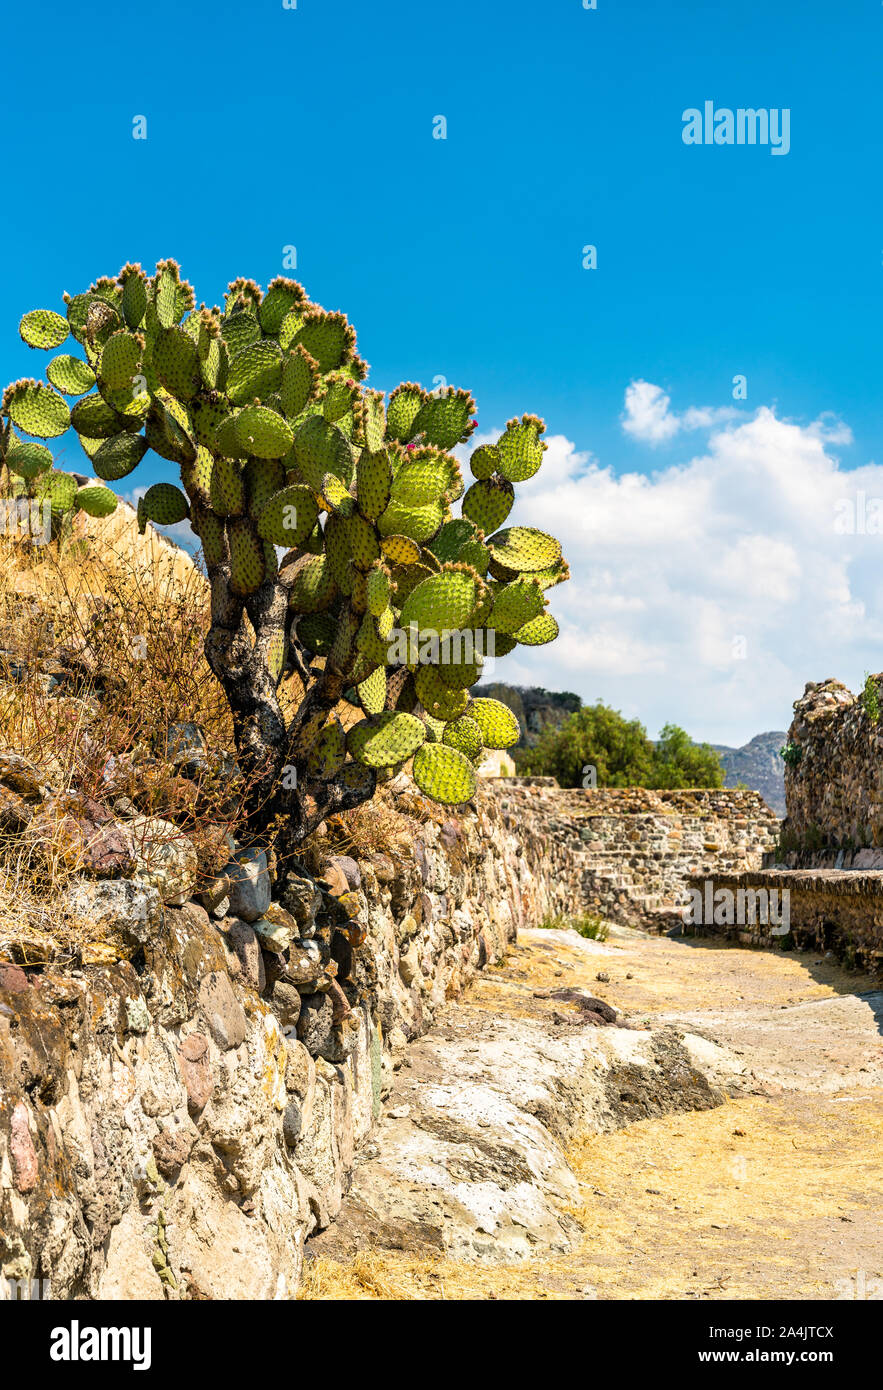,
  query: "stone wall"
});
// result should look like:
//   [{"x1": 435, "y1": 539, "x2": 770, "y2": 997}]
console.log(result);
[
  {"x1": 499, "y1": 782, "x2": 780, "y2": 930},
  {"x1": 683, "y1": 866, "x2": 883, "y2": 972},
  {"x1": 780, "y1": 677, "x2": 883, "y2": 859},
  {"x1": 0, "y1": 769, "x2": 574, "y2": 1301},
  {"x1": 0, "y1": 768, "x2": 778, "y2": 1300},
  {"x1": 681, "y1": 677, "x2": 883, "y2": 972}
]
